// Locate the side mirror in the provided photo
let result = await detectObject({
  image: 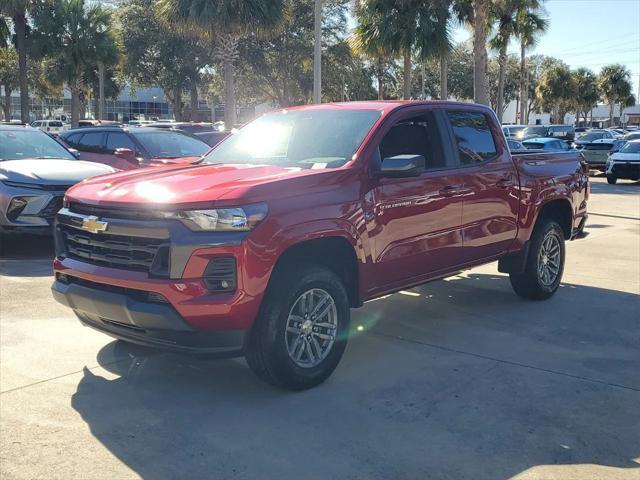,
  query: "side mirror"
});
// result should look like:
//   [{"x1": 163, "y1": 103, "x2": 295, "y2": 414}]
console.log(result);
[
  {"x1": 114, "y1": 148, "x2": 139, "y2": 165},
  {"x1": 68, "y1": 148, "x2": 80, "y2": 159},
  {"x1": 377, "y1": 154, "x2": 425, "y2": 178}
]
